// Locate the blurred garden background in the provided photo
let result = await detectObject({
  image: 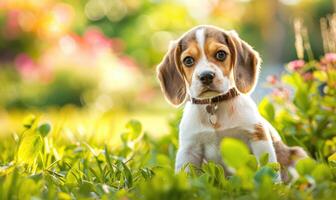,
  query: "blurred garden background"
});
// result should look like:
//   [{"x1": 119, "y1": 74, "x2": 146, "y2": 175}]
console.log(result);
[
  {"x1": 0, "y1": 0, "x2": 334, "y2": 136},
  {"x1": 0, "y1": 0, "x2": 336, "y2": 199}
]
